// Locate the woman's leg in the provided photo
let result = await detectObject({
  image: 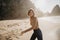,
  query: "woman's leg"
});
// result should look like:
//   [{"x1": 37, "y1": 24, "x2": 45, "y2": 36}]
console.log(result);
[
  {"x1": 36, "y1": 29, "x2": 43, "y2": 40},
  {"x1": 30, "y1": 32, "x2": 36, "y2": 40}
]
